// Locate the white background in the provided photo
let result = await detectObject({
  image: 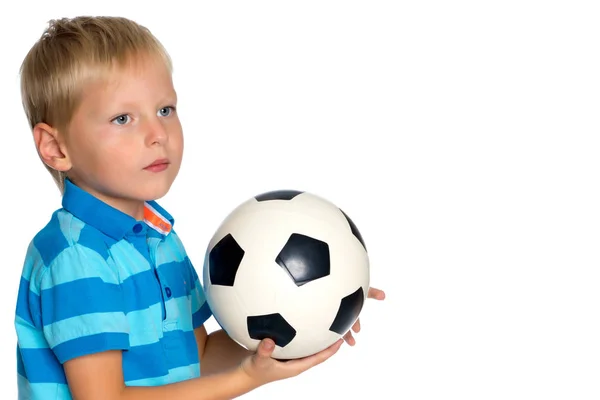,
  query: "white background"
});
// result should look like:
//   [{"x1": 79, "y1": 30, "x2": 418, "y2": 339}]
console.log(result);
[{"x1": 1, "y1": 1, "x2": 599, "y2": 399}]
